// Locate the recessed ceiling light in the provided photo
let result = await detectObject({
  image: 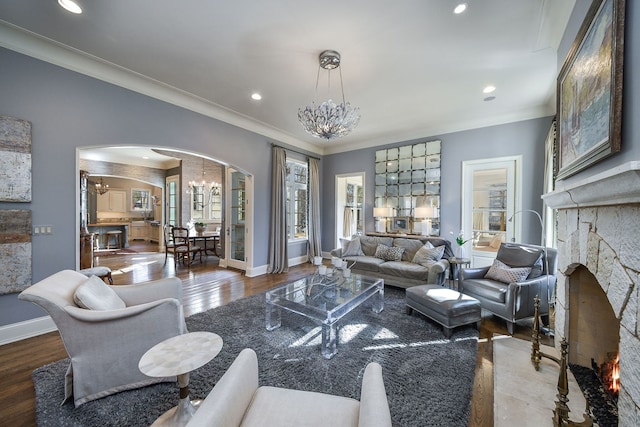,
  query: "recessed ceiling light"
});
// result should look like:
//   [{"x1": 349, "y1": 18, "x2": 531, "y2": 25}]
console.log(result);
[
  {"x1": 483, "y1": 85, "x2": 496, "y2": 94},
  {"x1": 454, "y1": 3, "x2": 467, "y2": 14},
  {"x1": 58, "y1": 0, "x2": 82, "y2": 14},
  {"x1": 484, "y1": 96, "x2": 496, "y2": 102},
  {"x1": 142, "y1": 156, "x2": 149, "y2": 160},
  {"x1": 251, "y1": 93, "x2": 262, "y2": 101}
]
